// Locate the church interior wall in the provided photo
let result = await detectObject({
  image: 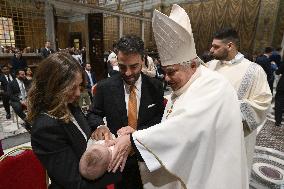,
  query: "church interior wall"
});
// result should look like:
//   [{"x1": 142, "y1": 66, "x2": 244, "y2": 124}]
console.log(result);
[
  {"x1": 272, "y1": 0, "x2": 284, "y2": 49},
  {"x1": 1, "y1": 0, "x2": 283, "y2": 67}
]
